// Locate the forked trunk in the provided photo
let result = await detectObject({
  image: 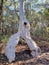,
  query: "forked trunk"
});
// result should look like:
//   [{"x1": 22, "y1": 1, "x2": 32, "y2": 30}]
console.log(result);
[{"x1": 5, "y1": 0, "x2": 41, "y2": 63}]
